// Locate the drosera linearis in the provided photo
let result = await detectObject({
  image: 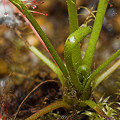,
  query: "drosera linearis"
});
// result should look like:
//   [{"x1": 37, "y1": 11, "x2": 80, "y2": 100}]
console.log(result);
[
  {"x1": 8, "y1": 0, "x2": 56, "y2": 66},
  {"x1": 19, "y1": 0, "x2": 48, "y2": 16},
  {"x1": 2, "y1": 0, "x2": 46, "y2": 17},
  {"x1": 9, "y1": 0, "x2": 68, "y2": 74},
  {"x1": 22, "y1": 0, "x2": 45, "y2": 9},
  {"x1": 8, "y1": 0, "x2": 61, "y2": 68},
  {"x1": 6, "y1": 0, "x2": 120, "y2": 119}
]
